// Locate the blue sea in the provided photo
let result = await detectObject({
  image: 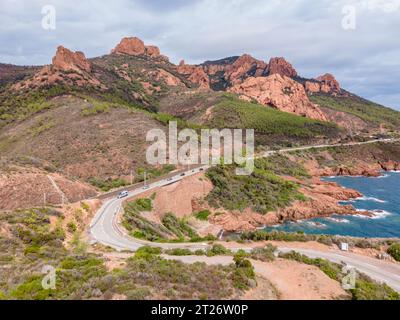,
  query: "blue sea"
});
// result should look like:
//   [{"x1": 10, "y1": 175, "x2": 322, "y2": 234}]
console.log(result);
[{"x1": 265, "y1": 171, "x2": 400, "y2": 238}]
